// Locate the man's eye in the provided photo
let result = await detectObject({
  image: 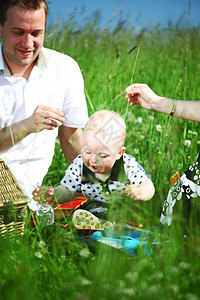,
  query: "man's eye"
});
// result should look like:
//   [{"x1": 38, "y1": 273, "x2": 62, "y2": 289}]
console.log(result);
[
  {"x1": 13, "y1": 31, "x2": 23, "y2": 36},
  {"x1": 32, "y1": 32, "x2": 41, "y2": 37}
]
